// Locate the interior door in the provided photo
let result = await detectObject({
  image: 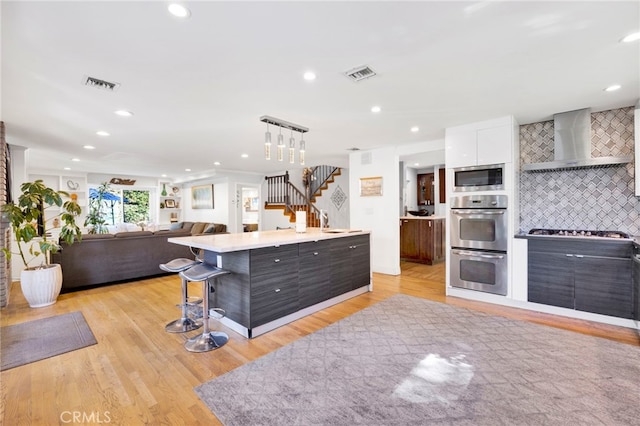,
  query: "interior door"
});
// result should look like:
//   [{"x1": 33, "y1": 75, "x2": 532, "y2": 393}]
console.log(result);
[{"x1": 241, "y1": 186, "x2": 260, "y2": 232}]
